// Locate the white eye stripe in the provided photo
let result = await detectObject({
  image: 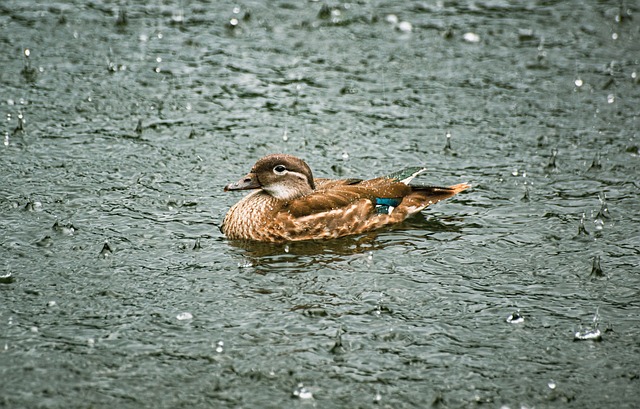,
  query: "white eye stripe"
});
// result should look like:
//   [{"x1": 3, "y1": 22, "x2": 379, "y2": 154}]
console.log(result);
[{"x1": 273, "y1": 165, "x2": 287, "y2": 175}]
